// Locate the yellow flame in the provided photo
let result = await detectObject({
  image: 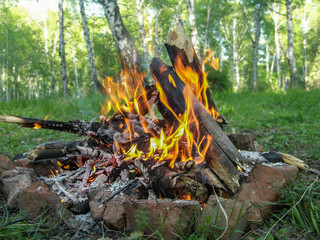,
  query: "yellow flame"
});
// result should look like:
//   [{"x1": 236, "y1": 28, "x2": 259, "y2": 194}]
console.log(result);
[{"x1": 33, "y1": 123, "x2": 42, "y2": 129}]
